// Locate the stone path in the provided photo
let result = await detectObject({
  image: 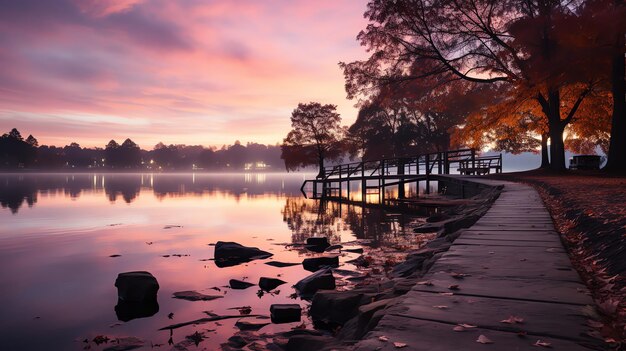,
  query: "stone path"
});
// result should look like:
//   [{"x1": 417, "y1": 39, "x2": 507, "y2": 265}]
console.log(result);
[{"x1": 353, "y1": 180, "x2": 602, "y2": 350}]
